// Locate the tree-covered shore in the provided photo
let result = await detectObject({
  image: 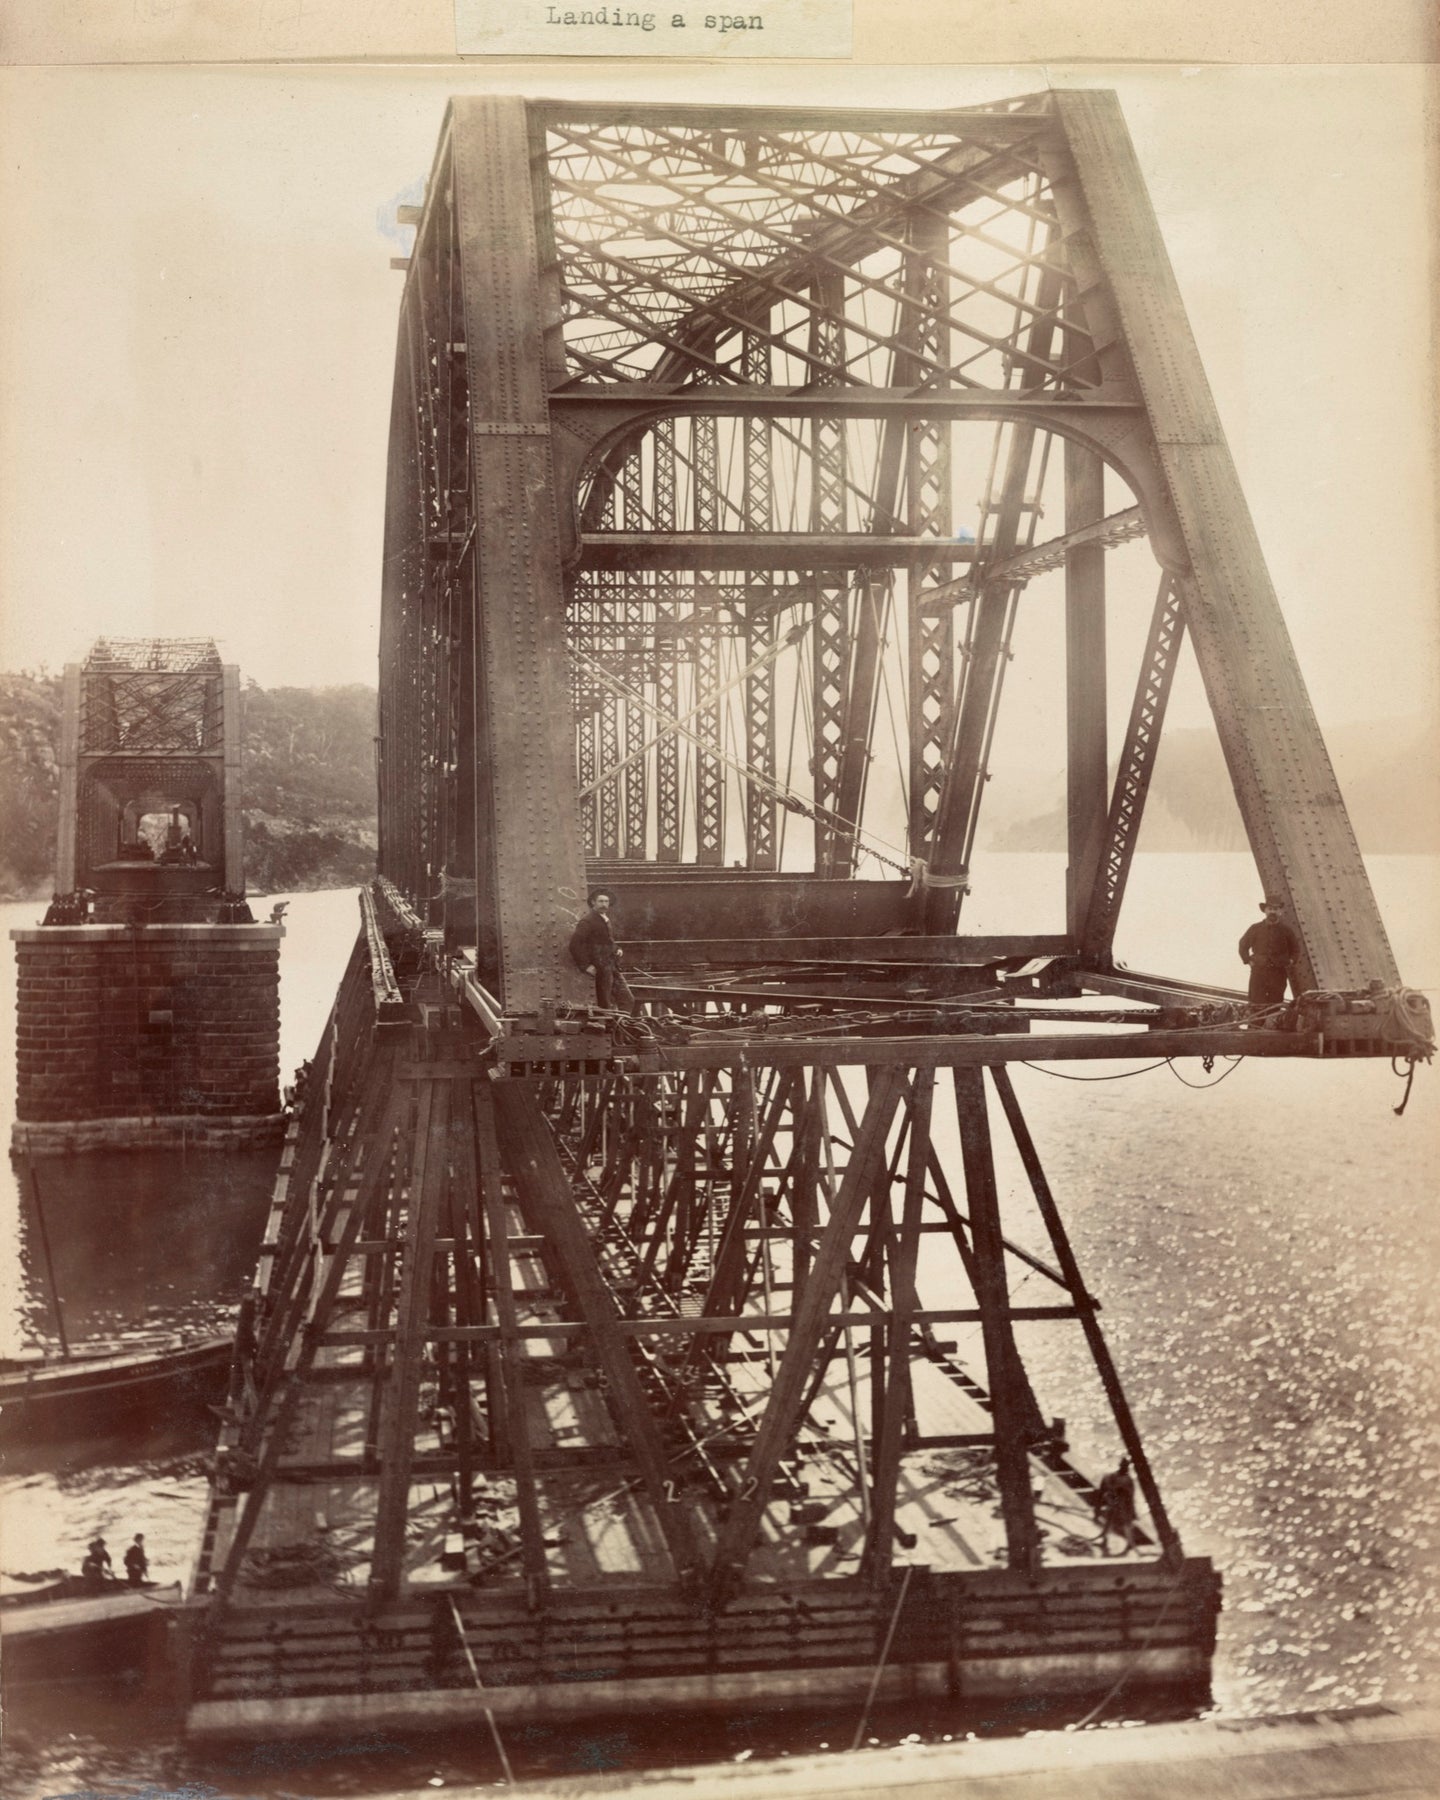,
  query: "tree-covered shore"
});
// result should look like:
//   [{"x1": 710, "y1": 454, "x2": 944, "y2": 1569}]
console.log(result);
[{"x1": 0, "y1": 673, "x2": 378, "y2": 900}]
